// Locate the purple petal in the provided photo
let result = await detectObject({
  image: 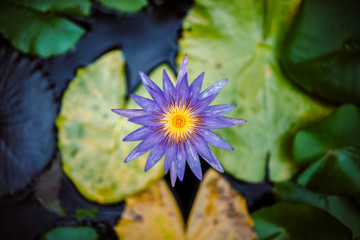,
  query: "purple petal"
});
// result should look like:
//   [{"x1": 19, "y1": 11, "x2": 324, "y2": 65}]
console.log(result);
[
  {"x1": 185, "y1": 140, "x2": 202, "y2": 180},
  {"x1": 198, "y1": 79, "x2": 227, "y2": 101},
  {"x1": 130, "y1": 94, "x2": 161, "y2": 113},
  {"x1": 148, "y1": 88, "x2": 166, "y2": 110},
  {"x1": 175, "y1": 144, "x2": 186, "y2": 181},
  {"x1": 202, "y1": 116, "x2": 246, "y2": 129},
  {"x1": 163, "y1": 69, "x2": 175, "y2": 105},
  {"x1": 189, "y1": 72, "x2": 204, "y2": 104},
  {"x1": 192, "y1": 136, "x2": 224, "y2": 173},
  {"x1": 138, "y1": 71, "x2": 162, "y2": 95},
  {"x1": 123, "y1": 127, "x2": 153, "y2": 141},
  {"x1": 111, "y1": 109, "x2": 148, "y2": 118},
  {"x1": 201, "y1": 129, "x2": 234, "y2": 150},
  {"x1": 170, "y1": 161, "x2": 177, "y2": 187},
  {"x1": 145, "y1": 144, "x2": 165, "y2": 171},
  {"x1": 192, "y1": 95, "x2": 215, "y2": 115},
  {"x1": 202, "y1": 104, "x2": 236, "y2": 116},
  {"x1": 124, "y1": 132, "x2": 162, "y2": 163},
  {"x1": 176, "y1": 55, "x2": 188, "y2": 88},
  {"x1": 164, "y1": 143, "x2": 176, "y2": 174},
  {"x1": 128, "y1": 114, "x2": 160, "y2": 127},
  {"x1": 176, "y1": 73, "x2": 189, "y2": 103}
]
